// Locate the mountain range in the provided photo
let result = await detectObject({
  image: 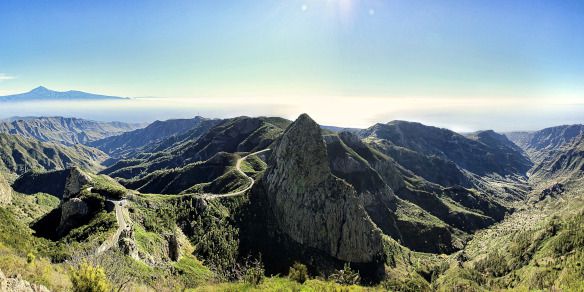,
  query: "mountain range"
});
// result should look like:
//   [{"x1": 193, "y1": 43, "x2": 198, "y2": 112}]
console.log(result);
[
  {"x1": 0, "y1": 116, "x2": 144, "y2": 145},
  {"x1": 0, "y1": 86, "x2": 129, "y2": 102},
  {"x1": 0, "y1": 113, "x2": 582, "y2": 291}
]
